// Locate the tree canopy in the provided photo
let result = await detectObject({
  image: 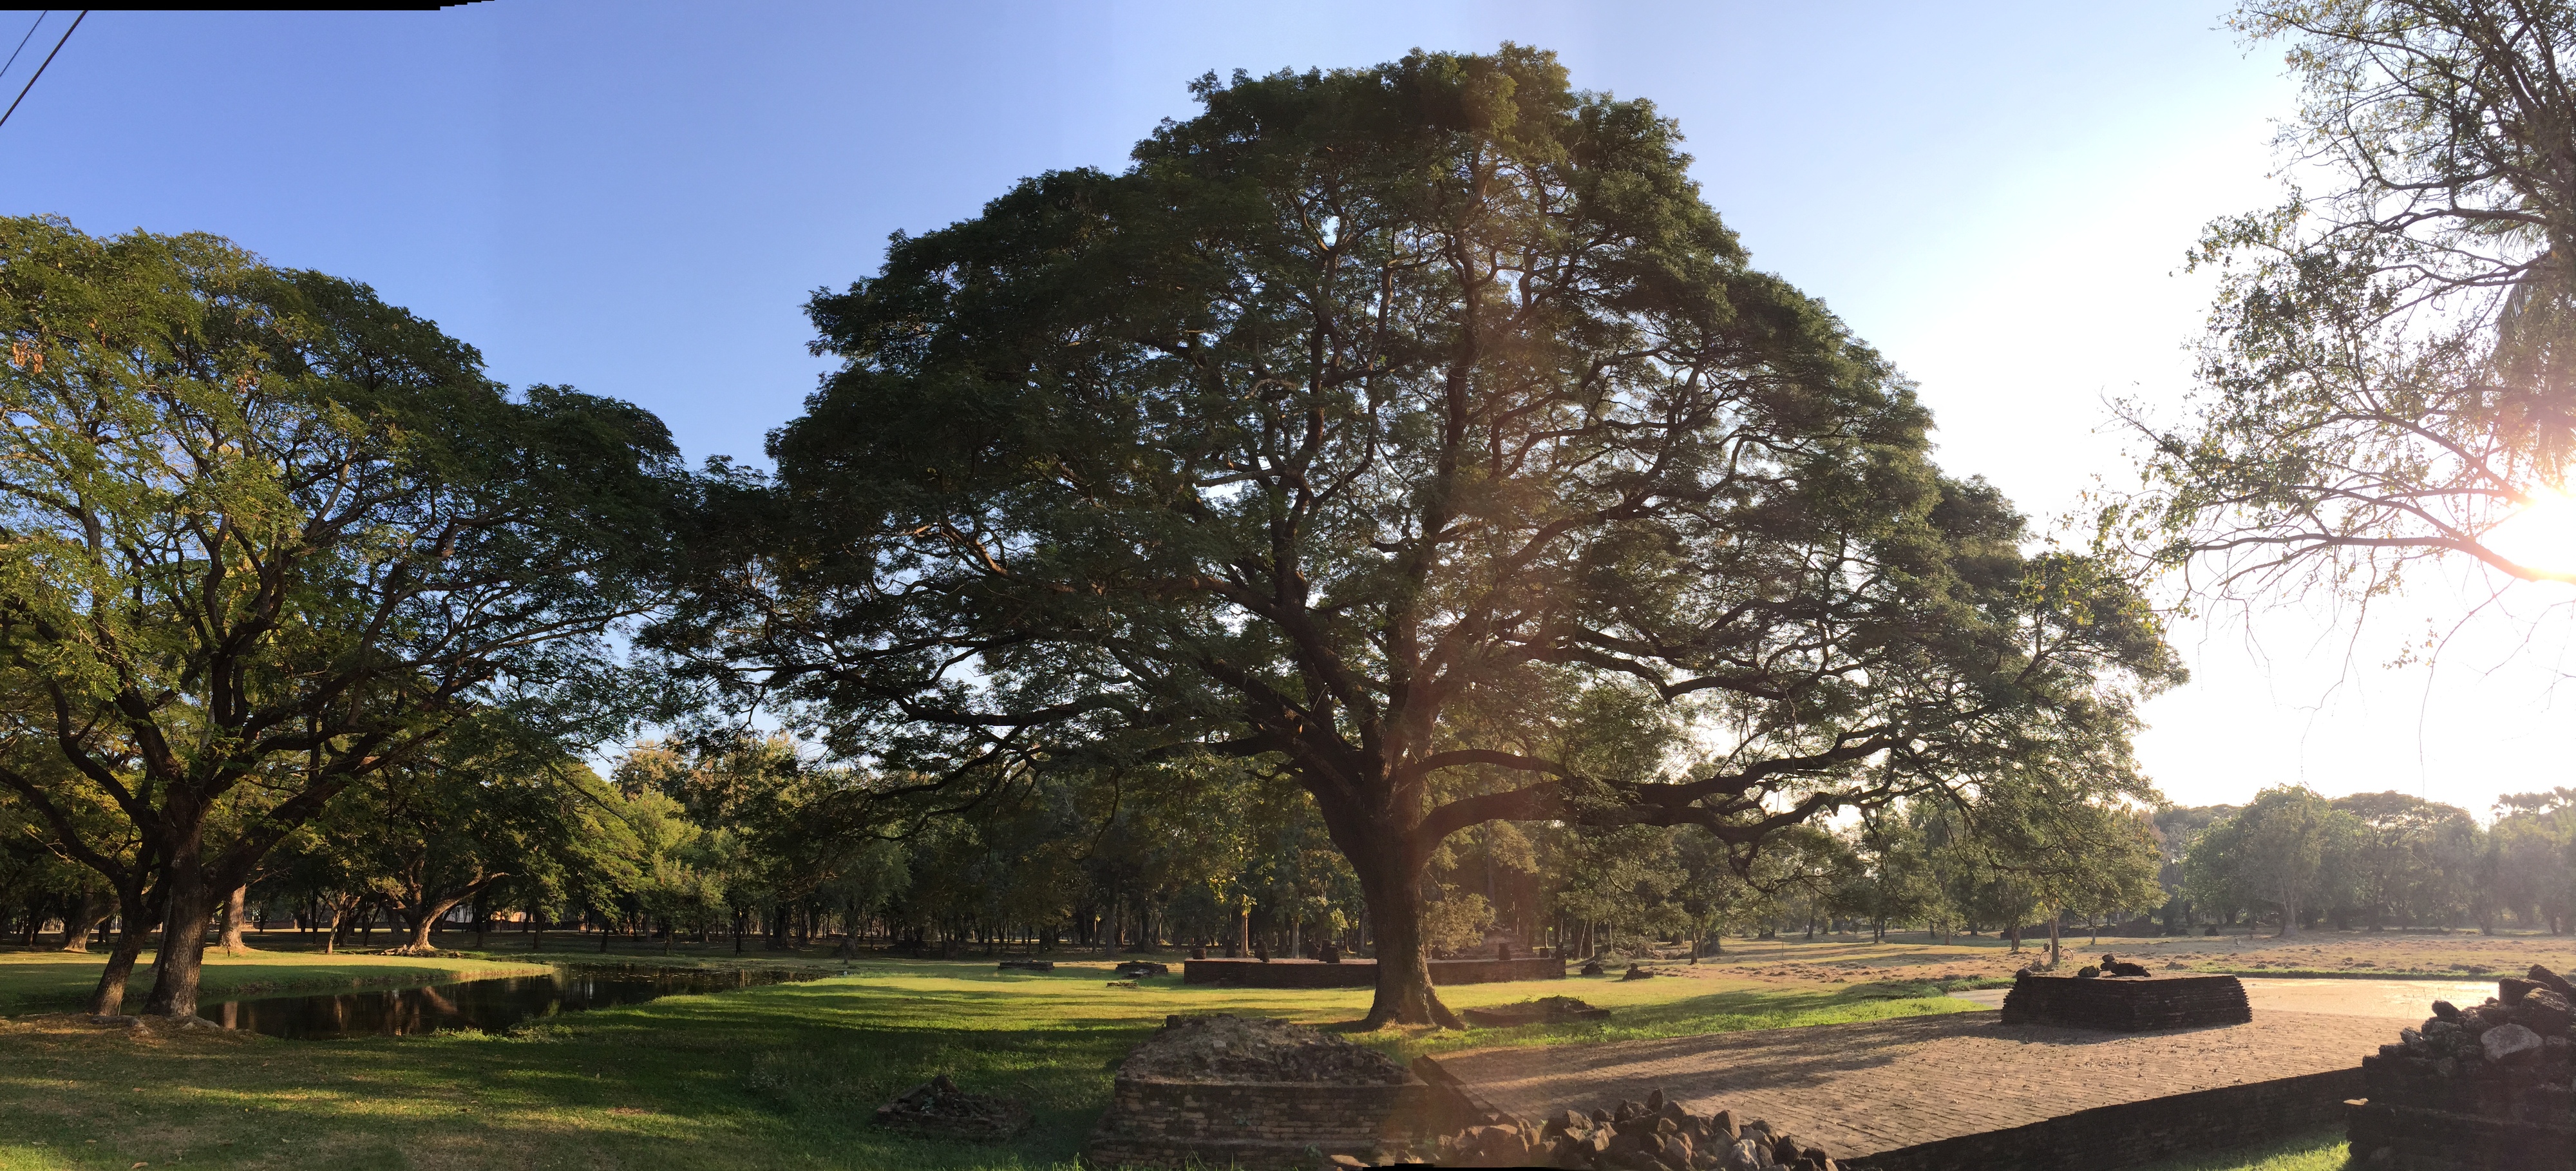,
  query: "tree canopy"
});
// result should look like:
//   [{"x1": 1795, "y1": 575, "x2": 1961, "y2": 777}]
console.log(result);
[
  {"x1": 2120, "y1": 0, "x2": 2576, "y2": 595},
  {"x1": 667, "y1": 46, "x2": 2180, "y2": 1025},
  {"x1": 0, "y1": 216, "x2": 688, "y2": 1014}
]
